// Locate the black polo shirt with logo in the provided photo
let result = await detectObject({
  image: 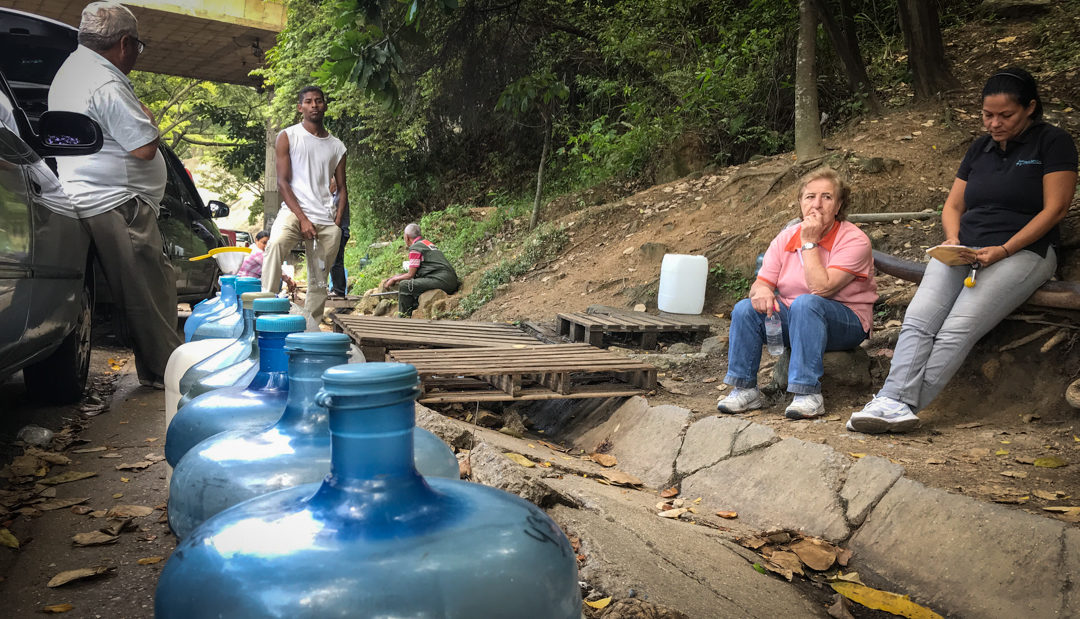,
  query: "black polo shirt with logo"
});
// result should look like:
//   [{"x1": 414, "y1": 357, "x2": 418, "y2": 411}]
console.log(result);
[{"x1": 956, "y1": 121, "x2": 1078, "y2": 257}]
